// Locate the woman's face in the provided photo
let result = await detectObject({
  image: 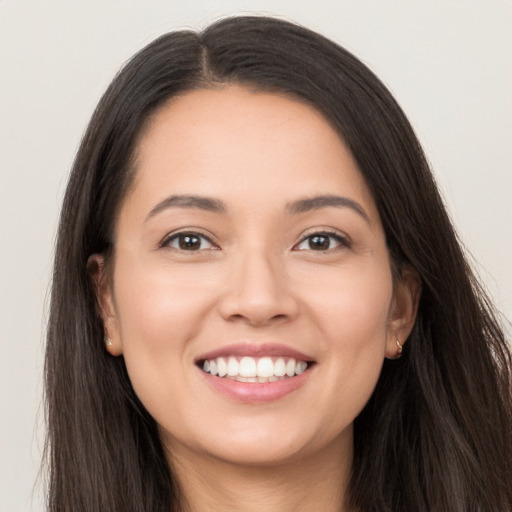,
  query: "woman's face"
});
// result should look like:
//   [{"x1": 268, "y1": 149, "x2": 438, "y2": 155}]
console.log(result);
[{"x1": 98, "y1": 85, "x2": 416, "y2": 467}]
